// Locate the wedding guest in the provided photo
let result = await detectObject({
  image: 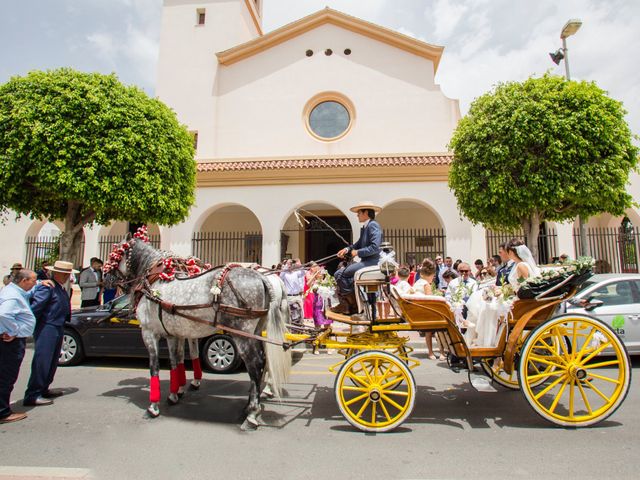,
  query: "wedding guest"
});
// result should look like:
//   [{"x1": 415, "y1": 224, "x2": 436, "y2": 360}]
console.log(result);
[
  {"x1": 8, "y1": 263, "x2": 23, "y2": 282},
  {"x1": 0, "y1": 269, "x2": 38, "y2": 423},
  {"x1": 303, "y1": 262, "x2": 322, "y2": 320},
  {"x1": 413, "y1": 260, "x2": 445, "y2": 360},
  {"x1": 35, "y1": 261, "x2": 50, "y2": 281},
  {"x1": 445, "y1": 262, "x2": 478, "y2": 304},
  {"x1": 395, "y1": 267, "x2": 412, "y2": 295},
  {"x1": 79, "y1": 257, "x2": 103, "y2": 308},
  {"x1": 473, "y1": 259, "x2": 485, "y2": 279},
  {"x1": 24, "y1": 260, "x2": 78, "y2": 406}
]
